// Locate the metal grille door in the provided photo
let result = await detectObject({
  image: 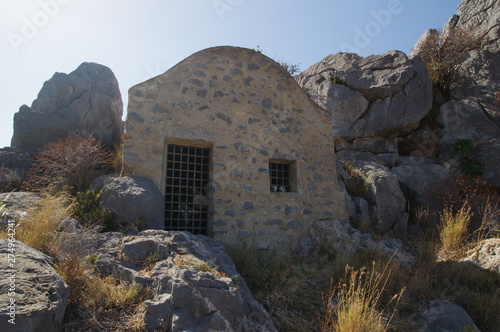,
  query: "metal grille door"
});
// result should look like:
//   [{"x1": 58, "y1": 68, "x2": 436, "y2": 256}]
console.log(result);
[{"x1": 165, "y1": 145, "x2": 210, "y2": 235}]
